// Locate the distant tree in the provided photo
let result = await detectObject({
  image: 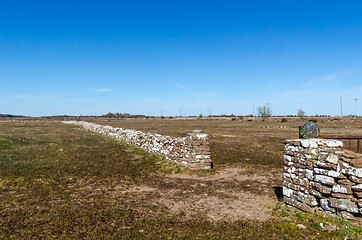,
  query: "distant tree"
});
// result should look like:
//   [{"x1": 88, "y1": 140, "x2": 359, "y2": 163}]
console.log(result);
[
  {"x1": 297, "y1": 108, "x2": 305, "y2": 119},
  {"x1": 257, "y1": 104, "x2": 272, "y2": 119}
]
